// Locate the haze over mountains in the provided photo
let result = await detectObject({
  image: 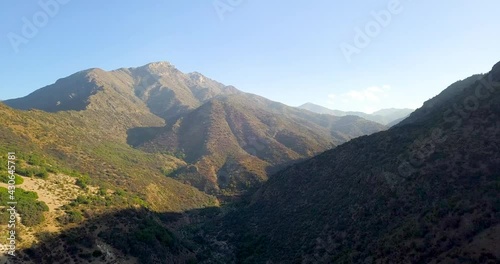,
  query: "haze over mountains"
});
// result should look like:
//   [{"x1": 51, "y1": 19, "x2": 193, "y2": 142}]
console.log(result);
[
  {"x1": 1, "y1": 60, "x2": 499, "y2": 263},
  {"x1": 299, "y1": 102, "x2": 414, "y2": 126}
]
